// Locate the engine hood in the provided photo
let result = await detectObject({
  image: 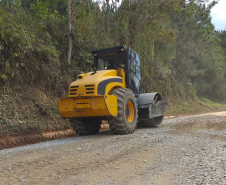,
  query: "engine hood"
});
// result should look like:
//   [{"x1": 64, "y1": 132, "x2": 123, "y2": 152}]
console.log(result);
[{"x1": 68, "y1": 70, "x2": 125, "y2": 97}]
